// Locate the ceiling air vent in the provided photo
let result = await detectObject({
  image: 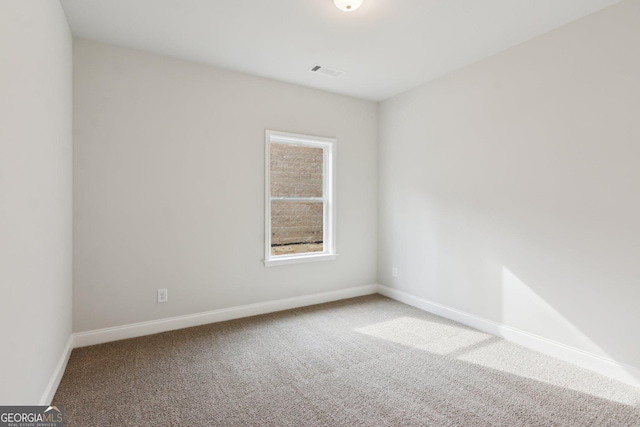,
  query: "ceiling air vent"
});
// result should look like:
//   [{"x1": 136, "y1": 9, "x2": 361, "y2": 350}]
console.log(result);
[{"x1": 309, "y1": 64, "x2": 345, "y2": 78}]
